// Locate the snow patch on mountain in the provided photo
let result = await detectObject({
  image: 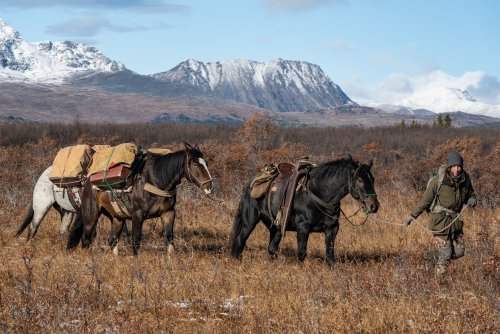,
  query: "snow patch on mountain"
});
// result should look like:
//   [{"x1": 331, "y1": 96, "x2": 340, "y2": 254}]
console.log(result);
[
  {"x1": 0, "y1": 18, "x2": 124, "y2": 84},
  {"x1": 396, "y1": 87, "x2": 500, "y2": 118},
  {"x1": 152, "y1": 58, "x2": 354, "y2": 112}
]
